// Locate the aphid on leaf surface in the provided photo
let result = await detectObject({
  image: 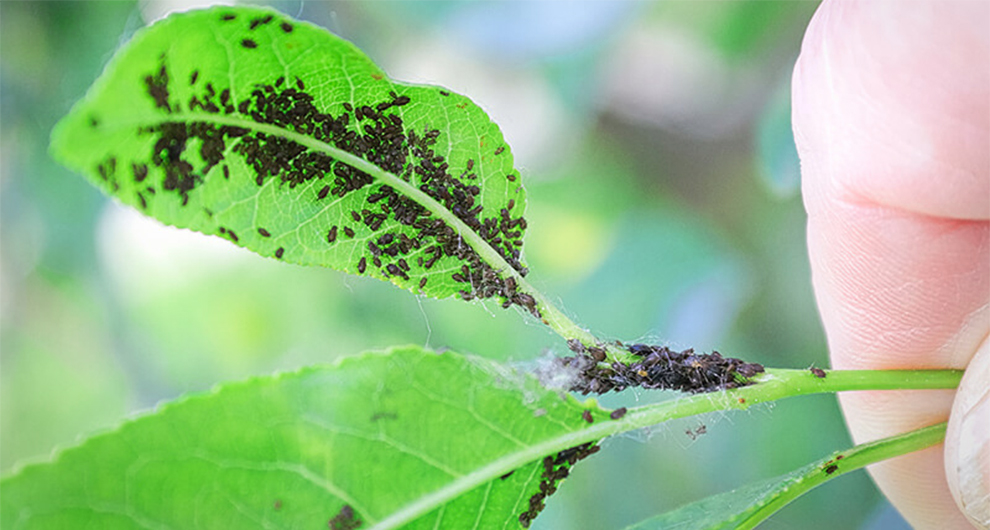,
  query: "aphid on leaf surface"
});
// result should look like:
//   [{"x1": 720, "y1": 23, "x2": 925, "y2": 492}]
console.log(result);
[
  {"x1": 810, "y1": 367, "x2": 827, "y2": 379},
  {"x1": 221, "y1": 13, "x2": 236, "y2": 21},
  {"x1": 357, "y1": 257, "x2": 367, "y2": 274},
  {"x1": 582, "y1": 410, "x2": 593, "y2": 423},
  {"x1": 275, "y1": 247, "x2": 284, "y2": 259},
  {"x1": 825, "y1": 464, "x2": 838, "y2": 475},
  {"x1": 280, "y1": 22, "x2": 293, "y2": 33},
  {"x1": 326, "y1": 226, "x2": 338, "y2": 243},
  {"x1": 495, "y1": 146, "x2": 504, "y2": 155},
  {"x1": 190, "y1": 70, "x2": 199, "y2": 84},
  {"x1": 241, "y1": 39, "x2": 257, "y2": 49},
  {"x1": 343, "y1": 227, "x2": 355, "y2": 238},
  {"x1": 258, "y1": 227, "x2": 271, "y2": 237},
  {"x1": 610, "y1": 407, "x2": 627, "y2": 420},
  {"x1": 317, "y1": 186, "x2": 330, "y2": 200}
]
